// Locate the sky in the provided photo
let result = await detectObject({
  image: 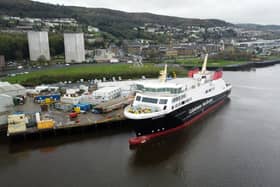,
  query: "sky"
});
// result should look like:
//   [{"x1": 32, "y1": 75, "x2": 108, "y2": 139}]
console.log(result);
[{"x1": 34, "y1": 0, "x2": 279, "y2": 25}]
